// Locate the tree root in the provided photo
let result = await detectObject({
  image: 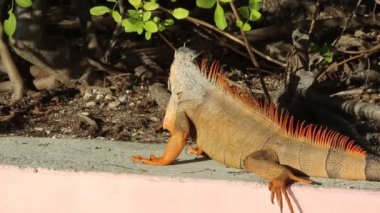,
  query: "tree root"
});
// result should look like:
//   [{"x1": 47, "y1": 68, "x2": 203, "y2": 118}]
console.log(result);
[{"x1": 0, "y1": 81, "x2": 12, "y2": 92}]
